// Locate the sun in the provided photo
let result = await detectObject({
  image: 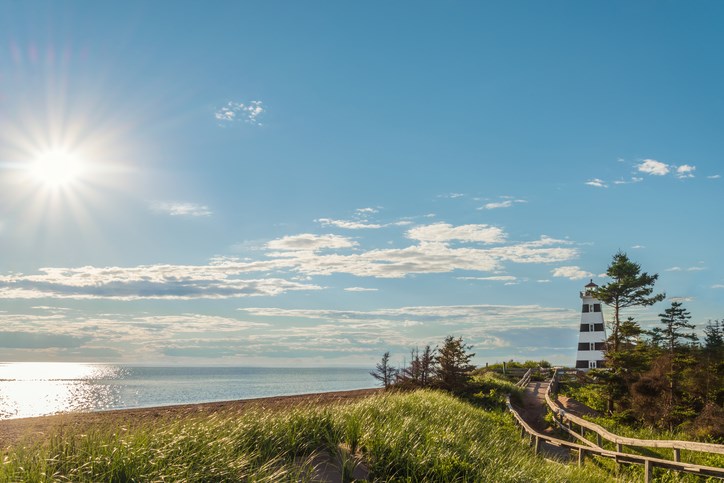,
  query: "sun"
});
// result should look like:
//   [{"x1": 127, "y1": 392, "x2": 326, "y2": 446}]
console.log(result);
[{"x1": 29, "y1": 149, "x2": 85, "y2": 188}]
